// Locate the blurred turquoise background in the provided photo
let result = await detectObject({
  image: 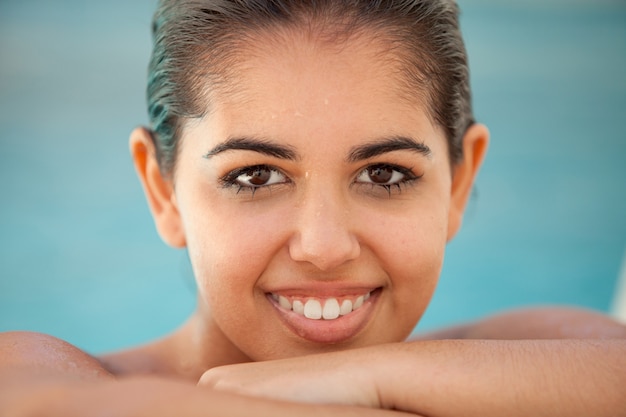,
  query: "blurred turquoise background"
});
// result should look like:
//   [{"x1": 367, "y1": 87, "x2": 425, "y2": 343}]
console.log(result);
[{"x1": 1, "y1": 0, "x2": 625, "y2": 353}]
